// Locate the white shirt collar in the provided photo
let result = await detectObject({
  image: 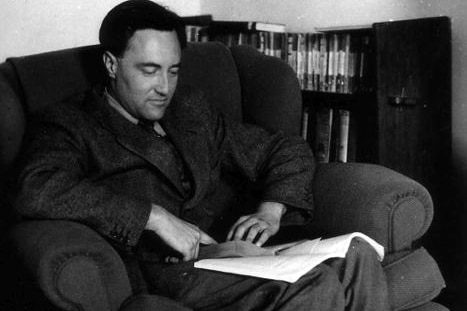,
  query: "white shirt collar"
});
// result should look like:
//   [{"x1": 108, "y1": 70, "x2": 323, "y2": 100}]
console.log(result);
[{"x1": 104, "y1": 88, "x2": 139, "y2": 125}]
